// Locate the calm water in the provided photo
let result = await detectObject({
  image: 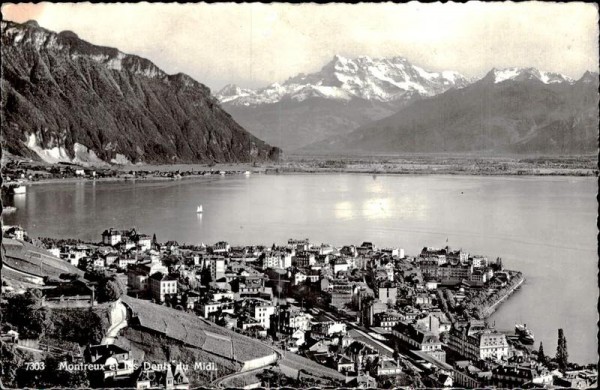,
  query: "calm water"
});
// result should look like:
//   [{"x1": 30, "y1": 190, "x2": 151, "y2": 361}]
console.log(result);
[{"x1": 4, "y1": 174, "x2": 597, "y2": 363}]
